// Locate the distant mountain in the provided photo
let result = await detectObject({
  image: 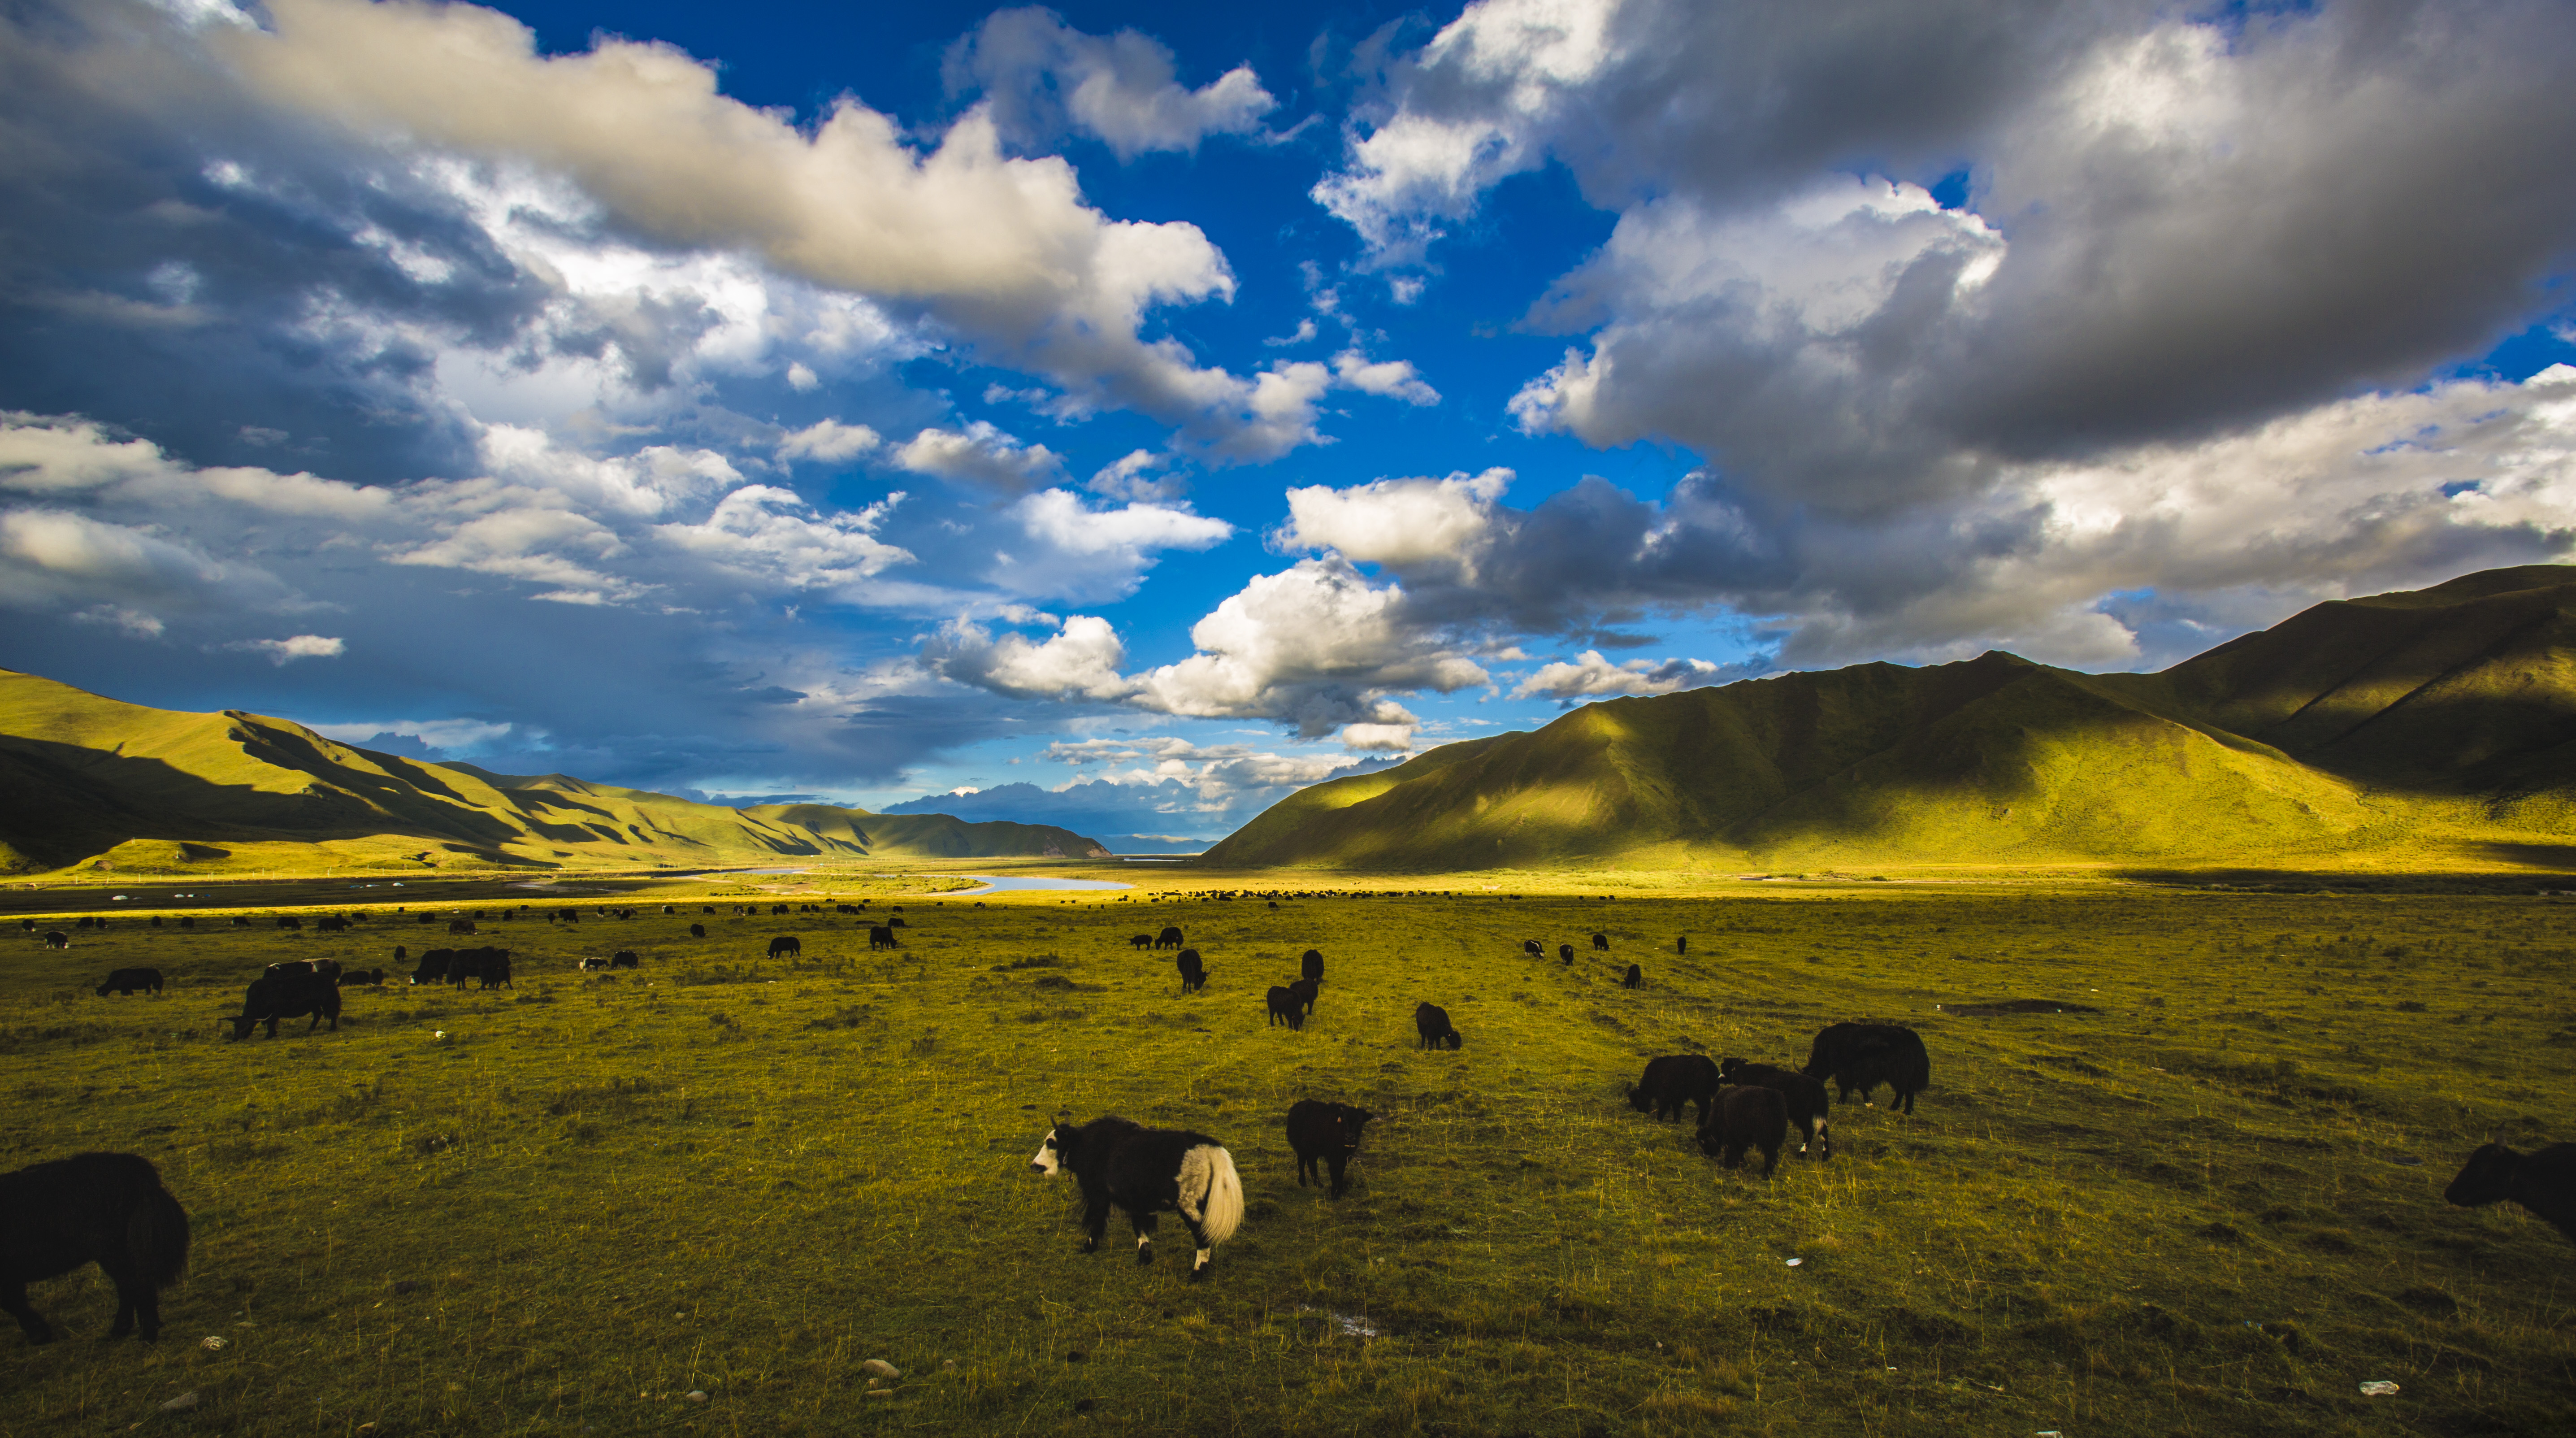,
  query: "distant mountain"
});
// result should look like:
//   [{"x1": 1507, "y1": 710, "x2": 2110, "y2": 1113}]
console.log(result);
[
  {"x1": 882, "y1": 781, "x2": 1212, "y2": 854},
  {"x1": 0, "y1": 671, "x2": 1110, "y2": 876},
  {"x1": 1203, "y1": 566, "x2": 2576, "y2": 870}
]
